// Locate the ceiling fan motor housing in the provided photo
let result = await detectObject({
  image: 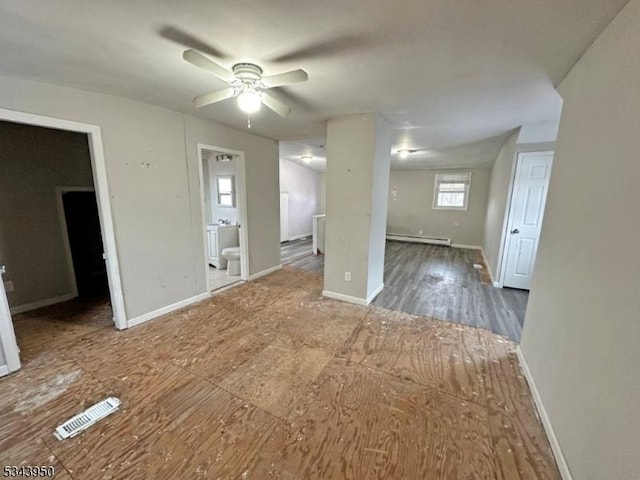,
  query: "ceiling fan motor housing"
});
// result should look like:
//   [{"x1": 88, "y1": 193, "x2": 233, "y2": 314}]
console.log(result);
[{"x1": 232, "y1": 63, "x2": 263, "y2": 82}]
